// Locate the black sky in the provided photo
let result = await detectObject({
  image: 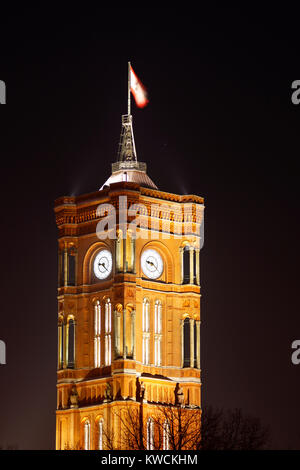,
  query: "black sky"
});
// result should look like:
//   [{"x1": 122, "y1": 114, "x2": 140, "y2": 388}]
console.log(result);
[{"x1": 0, "y1": 7, "x2": 300, "y2": 449}]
